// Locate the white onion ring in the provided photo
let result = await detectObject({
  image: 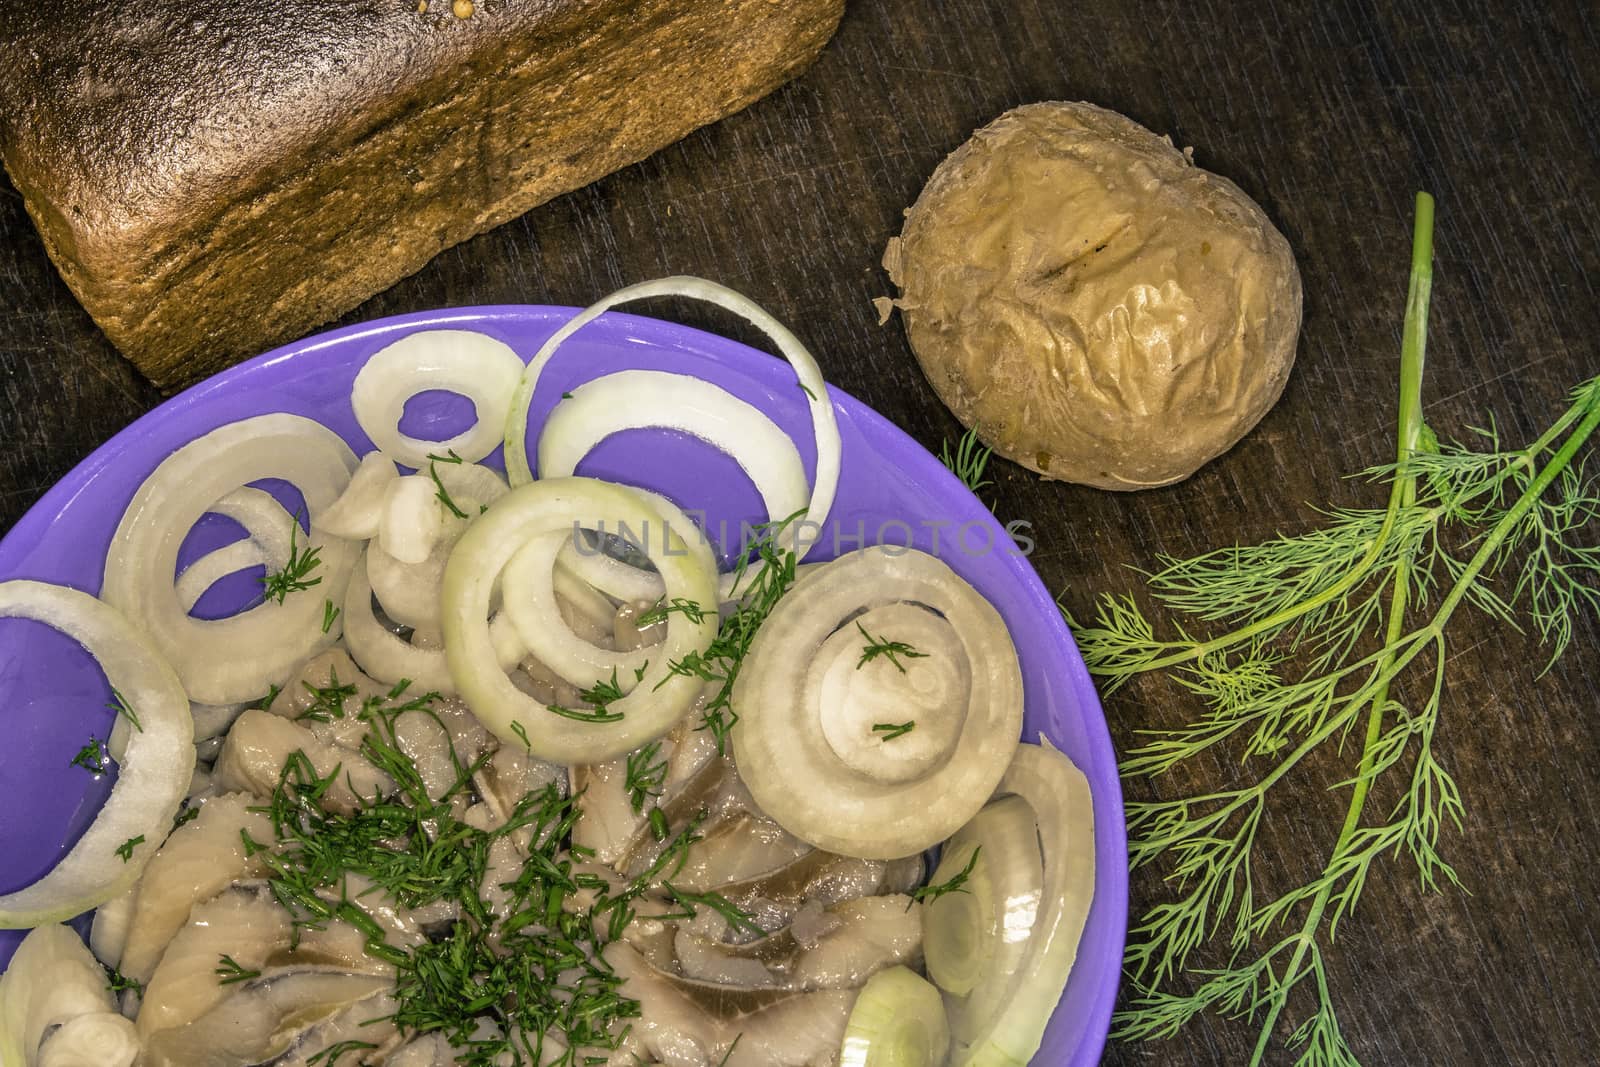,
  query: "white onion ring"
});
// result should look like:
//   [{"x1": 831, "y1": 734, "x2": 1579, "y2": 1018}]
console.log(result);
[
  {"x1": 102, "y1": 414, "x2": 358, "y2": 706},
  {"x1": 366, "y1": 540, "x2": 449, "y2": 631},
  {"x1": 173, "y1": 487, "x2": 298, "y2": 613},
  {"x1": 442, "y1": 478, "x2": 718, "y2": 763},
  {"x1": 352, "y1": 328, "x2": 527, "y2": 468},
  {"x1": 556, "y1": 539, "x2": 665, "y2": 605},
  {"x1": 538, "y1": 370, "x2": 809, "y2": 526},
  {"x1": 937, "y1": 740, "x2": 1096, "y2": 1064},
  {"x1": 502, "y1": 277, "x2": 841, "y2": 567},
  {"x1": 379, "y1": 475, "x2": 450, "y2": 565},
  {"x1": 343, "y1": 557, "x2": 524, "y2": 694},
  {"x1": 0, "y1": 582, "x2": 193, "y2": 927},
  {"x1": 502, "y1": 532, "x2": 651, "y2": 689},
  {"x1": 731, "y1": 547, "x2": 1022, "y2": 859}
]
